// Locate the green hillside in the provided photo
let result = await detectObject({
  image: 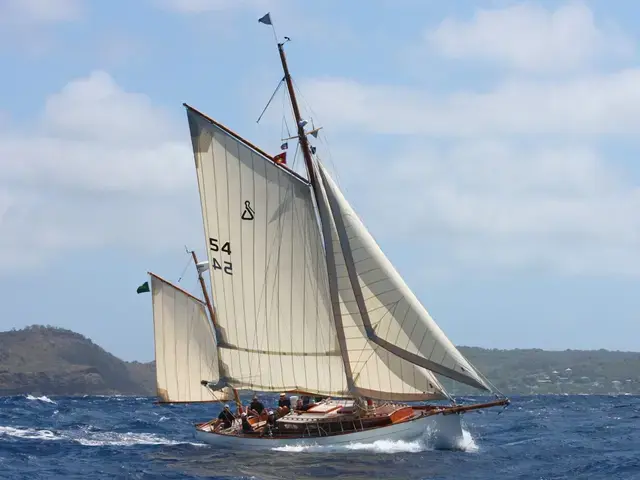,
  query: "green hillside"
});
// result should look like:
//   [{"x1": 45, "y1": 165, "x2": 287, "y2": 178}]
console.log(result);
[
  {"x1": 1, "y1": 325, "x2": 639, "y2": 396},
  {"x1": 0, "y1": 325, "x2": 155, "y2": 396}
]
